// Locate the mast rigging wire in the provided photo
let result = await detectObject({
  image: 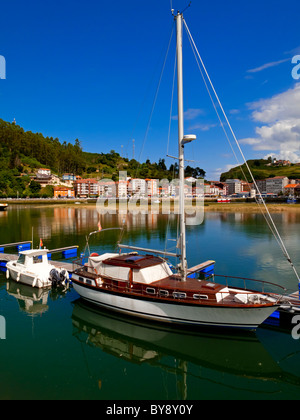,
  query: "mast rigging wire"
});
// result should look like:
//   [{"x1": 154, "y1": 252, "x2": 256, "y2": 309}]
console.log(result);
[
  {"x1": 136, "y1": 24, "x2": 174, "y2": 169},
  {"x1": 183, "y1": 18, "x2": 300, "y2": 283}
]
